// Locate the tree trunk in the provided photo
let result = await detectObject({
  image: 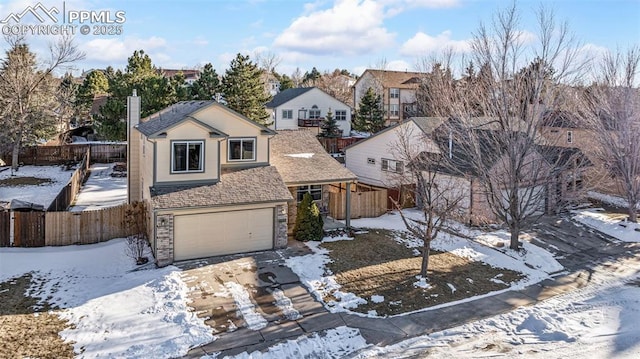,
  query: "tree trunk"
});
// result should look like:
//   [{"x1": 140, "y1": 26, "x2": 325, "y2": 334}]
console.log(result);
[
  {"x1": 421, "y1": 240, "x2": 431, "y2": 277},
  {"x1": 11, "y1": 135, "x2": 21, "y2": 171},
  {"x1": 629, "y1": 206, "x2": 638, "y2": 223},
  {"x1": 510, "y1": 222, "x2": 520, "y2": 250}
]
